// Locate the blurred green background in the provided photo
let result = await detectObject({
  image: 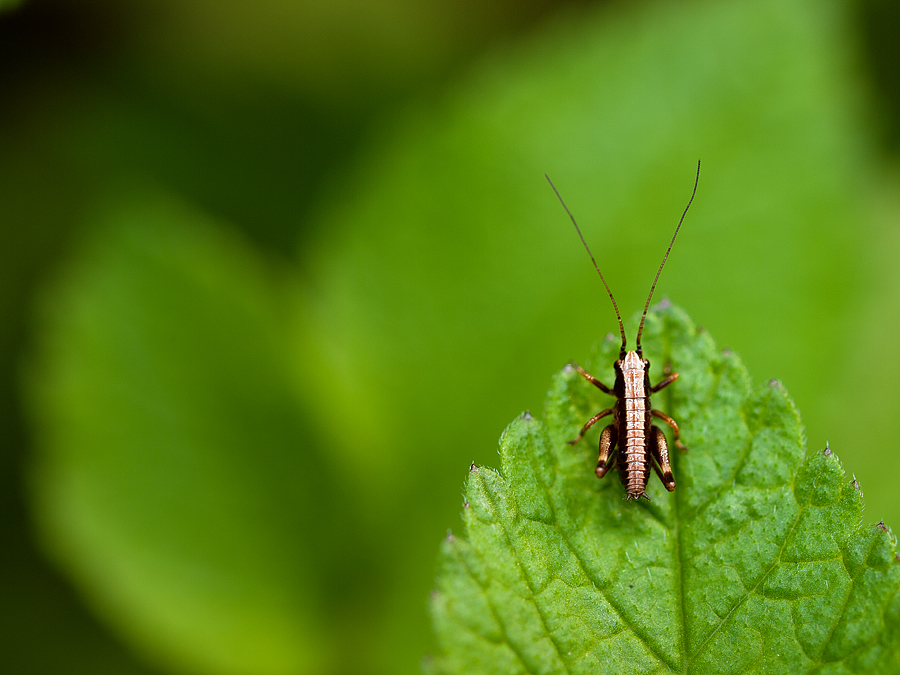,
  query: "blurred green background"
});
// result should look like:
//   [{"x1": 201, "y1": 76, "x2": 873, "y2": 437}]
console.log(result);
[{"x1": 2, "y1": 0, "x2": 900, "y2": 673}]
